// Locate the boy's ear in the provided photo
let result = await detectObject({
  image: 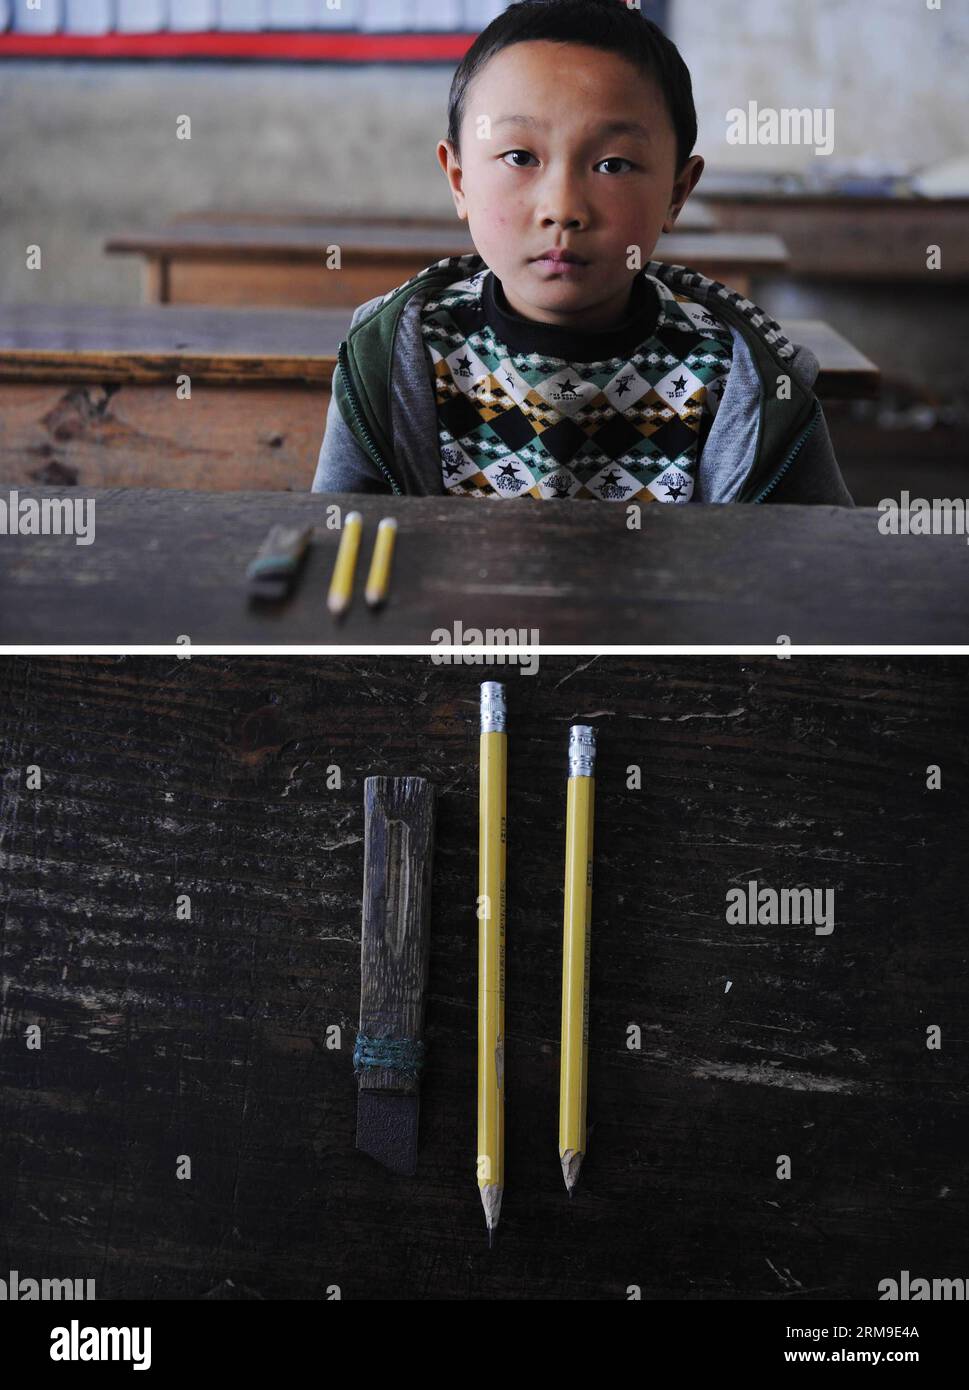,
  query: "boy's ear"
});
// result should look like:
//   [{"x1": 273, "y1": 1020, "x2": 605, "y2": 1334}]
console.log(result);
[
  {"x1": 663, "y1": 155, "x2": 705, "y2": 234},
  {"x1": 437, "y1": 138, "x2": 468, "y2": 219}
]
